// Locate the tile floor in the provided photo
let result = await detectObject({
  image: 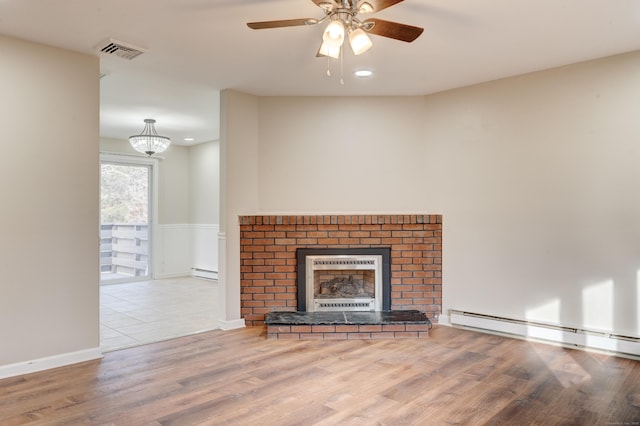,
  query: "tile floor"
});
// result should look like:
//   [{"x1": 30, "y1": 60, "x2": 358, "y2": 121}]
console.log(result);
[{"x1": 100, "y1": 276, "x2": 219, "y2": 352}]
